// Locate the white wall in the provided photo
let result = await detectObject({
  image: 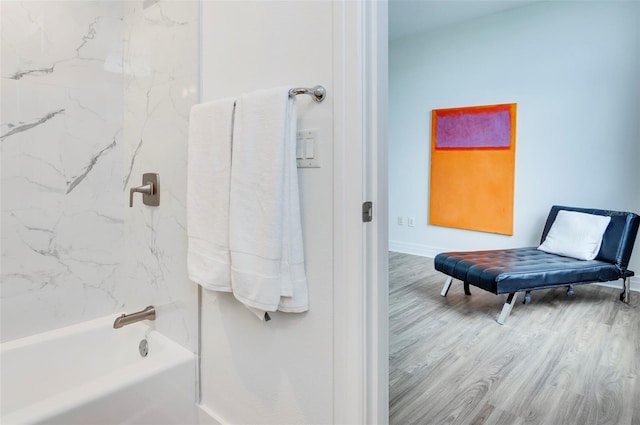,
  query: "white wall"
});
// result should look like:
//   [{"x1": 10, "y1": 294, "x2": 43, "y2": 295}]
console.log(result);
[
  {"x1": 389, "y1": 2, "x2": 640, "y2": 278},
  {"x1": 199, "y1": 2, "x2": 334, "y2": 423}
]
